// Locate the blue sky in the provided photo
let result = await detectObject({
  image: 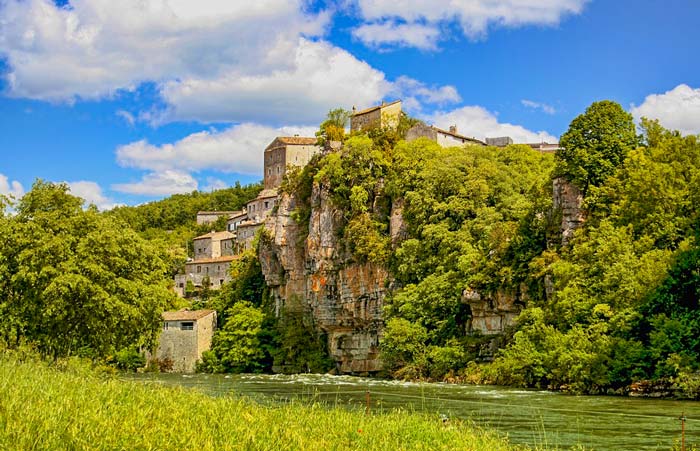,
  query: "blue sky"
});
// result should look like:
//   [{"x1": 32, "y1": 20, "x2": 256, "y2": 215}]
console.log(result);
[{"x1": 1, "y1": 0, "x2": 699, "y2": 209}]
